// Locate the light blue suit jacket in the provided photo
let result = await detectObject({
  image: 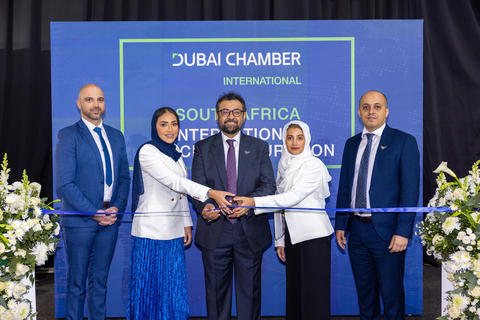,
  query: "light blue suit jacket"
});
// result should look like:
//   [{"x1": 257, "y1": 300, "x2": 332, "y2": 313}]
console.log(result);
[
  {"x1": 55, "y1": 119, "x2": 130, "y2": 227},
  {"x1": 335, "y1": 125, "x2": 420, "y2": 240}
]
